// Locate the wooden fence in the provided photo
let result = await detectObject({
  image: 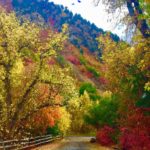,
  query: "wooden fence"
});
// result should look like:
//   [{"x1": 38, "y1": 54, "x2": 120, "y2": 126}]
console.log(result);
[{"x1": 0, "y1": 134, "x2": 61, "y2": 150}]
